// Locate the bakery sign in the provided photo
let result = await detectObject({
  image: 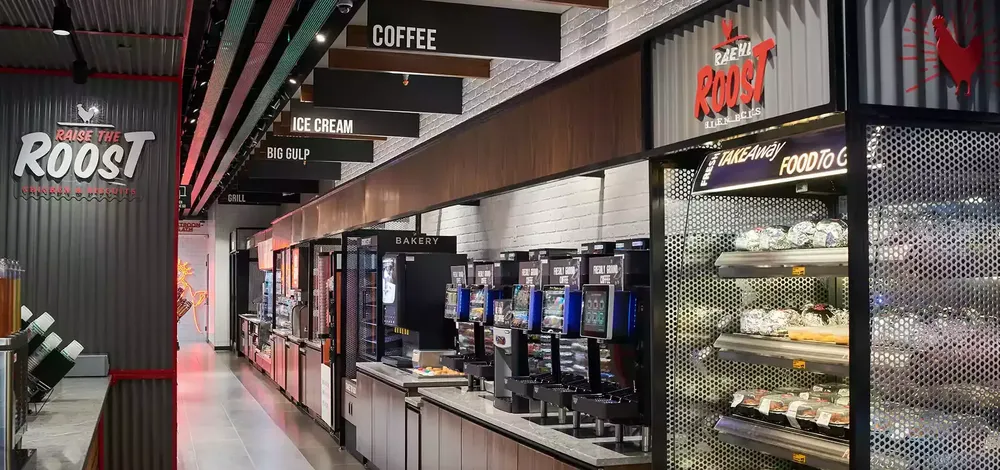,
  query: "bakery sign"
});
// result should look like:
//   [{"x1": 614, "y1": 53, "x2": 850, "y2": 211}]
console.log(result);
[
  {"x1": 11, "y1": 103, "x2": 155, "y2": 200},
  {"x1": 692, "y1": 128, "x2": 846, "y2": 195},
  {"x1": 694, "y1": 19, "x2": 775, "y2": 129}
]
